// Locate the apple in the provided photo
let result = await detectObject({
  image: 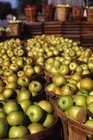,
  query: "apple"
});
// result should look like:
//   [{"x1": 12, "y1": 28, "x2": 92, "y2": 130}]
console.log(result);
[
  {"x1": 61, "y1": 85, "x2": 74, "y2": 96},
  {"x1": 50, "y1": 66, "x2": 59, "y2": 75},
  {"x1": 29, "y1": 81, "x2": 42, "y2": 93},
  {"x1": 71, "y1": 73, "x2": 81, "y2": 82},
  {"x1": 28, "y1": 123, "x2": 44, "y2": 134},
  {"x1": 9, "y1": 126, "x2": 30, "y2": 139},
  {"x1": 77, "y1": 89, "x2": 89, "y2": 97},
  {"x1": 0, "y1": 111, "x2": 6, "y2": 119},
  {"x1": 3, "y1": 100, "x2": 19, "y2": 114},
  {"x1": 38, "y1": 100, "x2": 53, "y2": 114},
  {"x1": 6, "y1": 82, "x2": 17, "y2": 90},
  {"x1": 17, "y1": 89, "x2": 31, "y2": 102},
  {"x1": 19, "y1": 99, "x2": 32, "y2": 112},
  {"x1": 76, "y1": 66, "x2": 83, "y2": 74},
  {"x1": 3, "y1": 88, "x2": 17, "y2": 99},
  {"x1": 46, "y1": 83, "x2": 57, "y2": 92},
  {"x1": 43, "y1": 114, "x2": 54, "y2": 127},
  {"x1": 16, "y1": 58, "x2": 24, "y2": 68},
  {"x1": 57, "y1": 95, "x2": 73, "y2": 111},
  {"x1": 67, "y1": 83, "x2": 78, "y2": 92},
  {"x1": 53, "y1": 75, "x2": 67, "y2": 86},
  {"x1": 24, "y1": 67, "x2": 35, "y2": 77},
  {"x1": 59, "y1": 65, "x2": 70, "y2": 75},
  {"x1": 3, "y1": 69, "x2": 14, "y2": 77},
  {"x1": 0, "y1": 118, "x2": 9, "y2": 138},
  {"x1": 7, "y1": 73, "x2": 18, "y2": 83},
  {"x1": 26, "y1": 104, "x2": 44, "y2": 123},
  {"x1": 73, "y1": 95, "x2": 87, "y2": 107},
  {"x1": 80, "y1": 78, "x2": 93, "y2": 91},
  {"x1": 85, "y1": 120, "x2": 93, "y2": 139},
  {"x1": 68, "y1": 106, "x2": 87, "y2": 123},
  {"x1": 34, "y1": 66, "x2": 41, "y2": 74},
  {"x1": 10, "y1": 63, "x2": 20, "y2": 72},
  {"x1": 87, "y1": 102, "x2": 93, "y2": 114},
  {"x1": 17, "y1": 76, "x2": 30, "y2": 87},
  {"x1": 7, "y1": 111, "x2": 26, "y2": 126},
  {"x1": 54, "y1": 86, "x2": 62, "y2": 95},
  {"x1": 69, "y1": 62, "x2": 78, "y2": 71},
  {"x1": 87, "y1": 95, "x2": 93, "y2": 105},
  {"x1": 26, "y1": 57, "x2": 33, "y2": 65},
  {"x1": 17, "y1": 71, "x2": 24, "y2": 77}
]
